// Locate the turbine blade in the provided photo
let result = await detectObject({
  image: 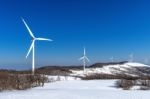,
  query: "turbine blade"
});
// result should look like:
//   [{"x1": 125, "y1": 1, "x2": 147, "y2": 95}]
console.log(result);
[
  {"x1": 84, "y1": 47, "x2": 86, "y2": 56},
  {"x1": 79, "y1": 57, "x2": 84, "y2": 60},
  {"x1": 85, "y1": 56, "x2": 90, "y2": 62},
  {"x1": 26, "y1": 41, "x2": 35, "y2": 58},
  {"x1": 35, "y1": 38, "x2": 53, "y2": 41},
  {"x1": 22, "y1": 18, "x2": 35, "y2": 38}
]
